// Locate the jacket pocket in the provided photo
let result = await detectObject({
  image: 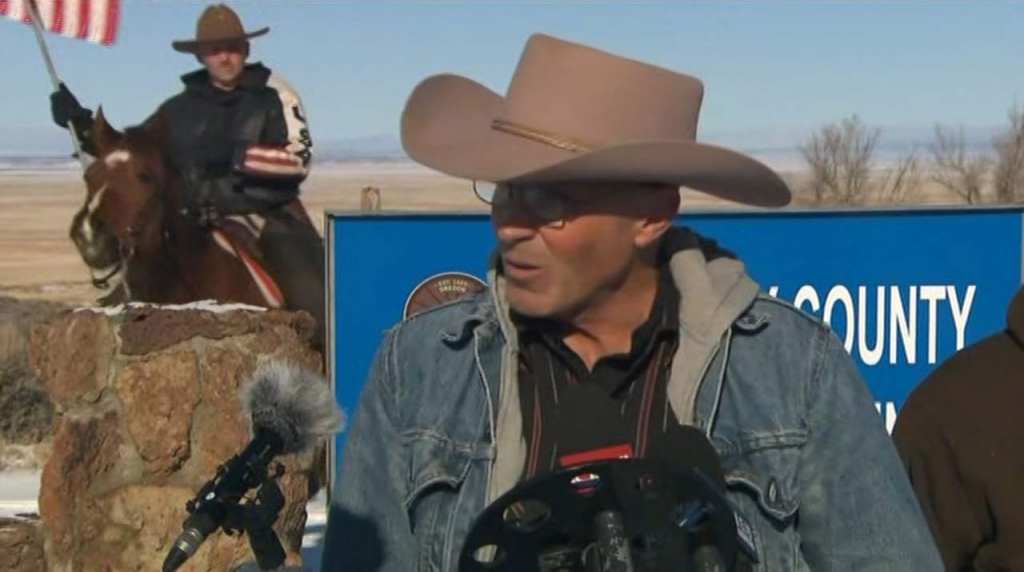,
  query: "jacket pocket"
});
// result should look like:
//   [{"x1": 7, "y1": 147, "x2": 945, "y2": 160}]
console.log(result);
[
  {"x1": 717, "y1": 430, "x2": 807, "y2": 571},
  {"x1": 403, "y1": 431, "x2": 479, "y2": 571},
  {"x1": 726, "y1": 470, "x2": 799, "y2": 523},
  {"x1": 404, "y1": 431, "x2": 475, "y2": 520}
]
